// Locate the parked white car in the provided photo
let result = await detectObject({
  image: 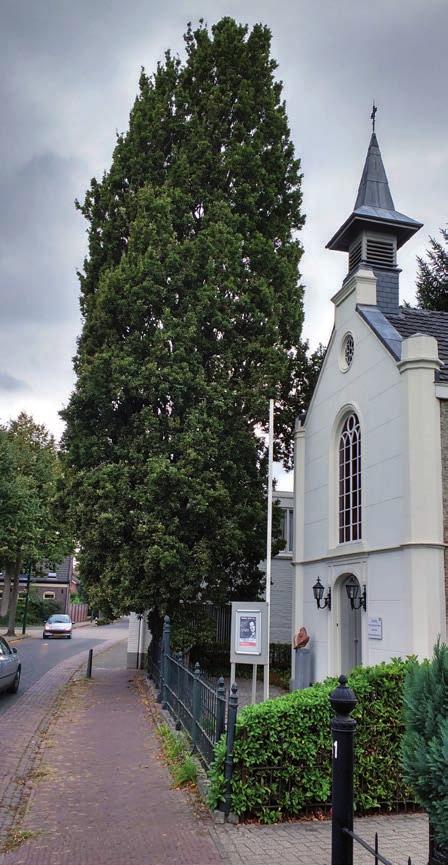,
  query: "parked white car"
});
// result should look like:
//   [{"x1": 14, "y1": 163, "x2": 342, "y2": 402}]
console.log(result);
[
  {"x1": 43, "y1": 614, "x2": 73, "y2": 639},
  {"x1": 0, "y1": 636, "x2": 21, "y2": 694}
]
